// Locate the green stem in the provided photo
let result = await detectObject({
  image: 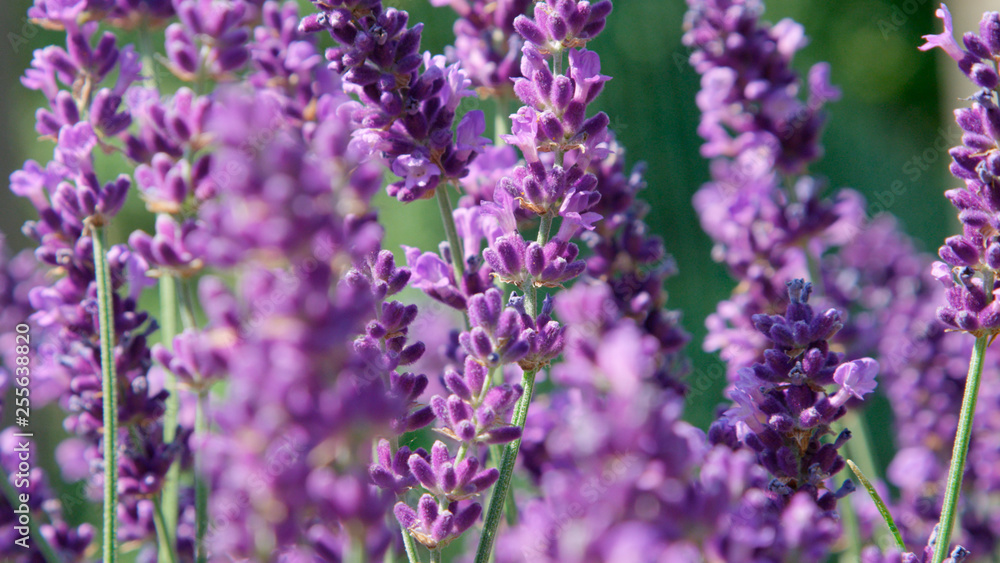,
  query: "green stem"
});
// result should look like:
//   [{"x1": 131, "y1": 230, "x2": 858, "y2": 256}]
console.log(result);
[
  {"x1": 473, "y1": 369, "x2": 537, "y2": 563},
  {"x1": 494, "y1": 97, "x2": 509, "y2": 145},
  {"x1": 833, "y1": 411, "x2": 878, "y2": 561},
  {"x1": 158, "y1": 272, "x2": 181, "y2": 561},
  {"x1": 837, "y1": 489, "x2": 862, "y2": 563},
  {"x1": 537, "y1": 214, "x2": 553, "y2": 246},
  {"x1": 178, "y1": 278, "x2": 198, "y2": 330},
  {"x1": 842, "y1": 411, "x2": 878, "y2": 481},
  {"x1": 847, "y1": 460, "x2": 905, "y2": 551},
  {"x1": 400, "y1": 527, "x2": 421, "y2": 563},
  {"x1": 195, "y1": 389, "x2": 210, "y2": 563},
  {"x1": 932, "y1": 334, "x2": 988, "y2": 563},
  {"x1": 93, "y1": 225, "x2": 119, "y2": 563},
  {"x1": 152, "y1": 497, "x2": 179, "y2": 563},
  {"x1": 436, "y1": 184, "x2": 465, "y2": 279},
  {"x1": 429, "y1": 548, "x2": 442, "y2": 563},
  {"x1": 0, "y1": 467, "x2": 61, "y2": 563},
  {"x1": 488, "y1": 444, "x2": 516, "y2": 525}
]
